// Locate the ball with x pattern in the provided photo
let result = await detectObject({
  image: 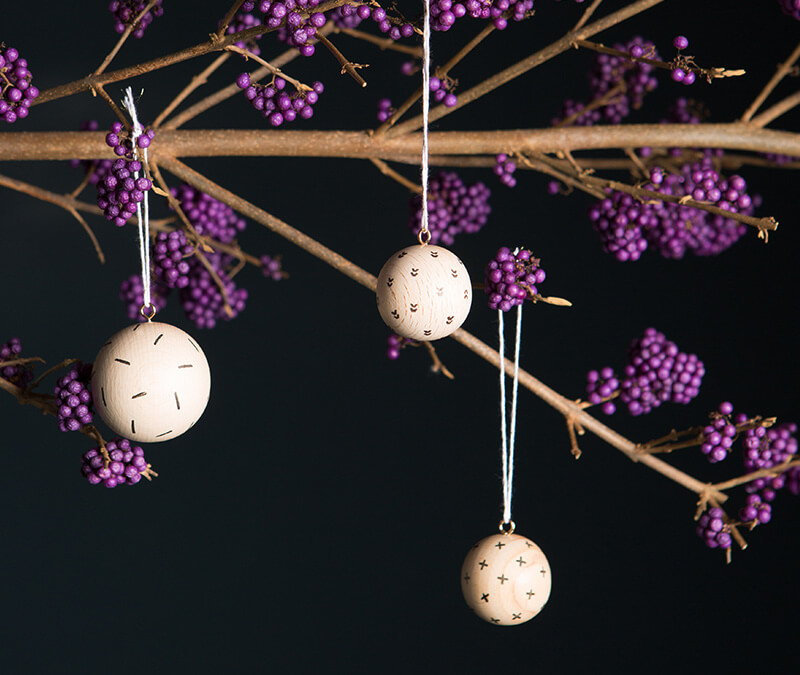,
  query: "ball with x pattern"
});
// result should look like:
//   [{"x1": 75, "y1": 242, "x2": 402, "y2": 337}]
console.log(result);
[
  {"x1": 461, "y1": 532, "x2": 551, "y2": 626},
  {"x1": 91, "y1": 322, "x2": 211, "y2": 443},
  {"x1": 376, "y1": 244, "x2": 472, "y2": 341}
]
